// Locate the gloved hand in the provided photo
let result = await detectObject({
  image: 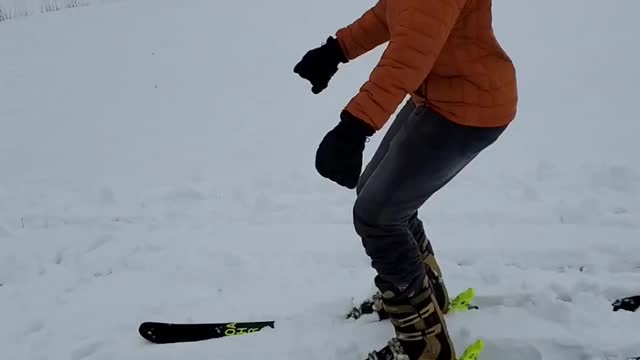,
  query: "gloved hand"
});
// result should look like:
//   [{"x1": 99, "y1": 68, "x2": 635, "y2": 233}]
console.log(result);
[
  {"x1": 316, "y1": 111, "x2": 375, "y2": 189},
  {"x1": 294, "y1": 36, "x2": 348, "y2": 94}
]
